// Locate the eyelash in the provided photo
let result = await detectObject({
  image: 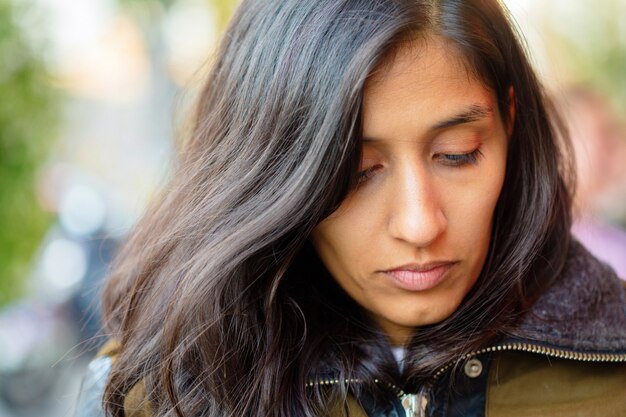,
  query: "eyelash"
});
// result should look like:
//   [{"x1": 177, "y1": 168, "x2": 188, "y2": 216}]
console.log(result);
[
  {"x1": 357, "y1": 165, "x2": 381, "y2": 183},
  {"x1": 437, "y1": 148, "x2": 484, "y2": 167},
  {"x1": 356, "y1": 148, "x2": 483, "y2": 184}
]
